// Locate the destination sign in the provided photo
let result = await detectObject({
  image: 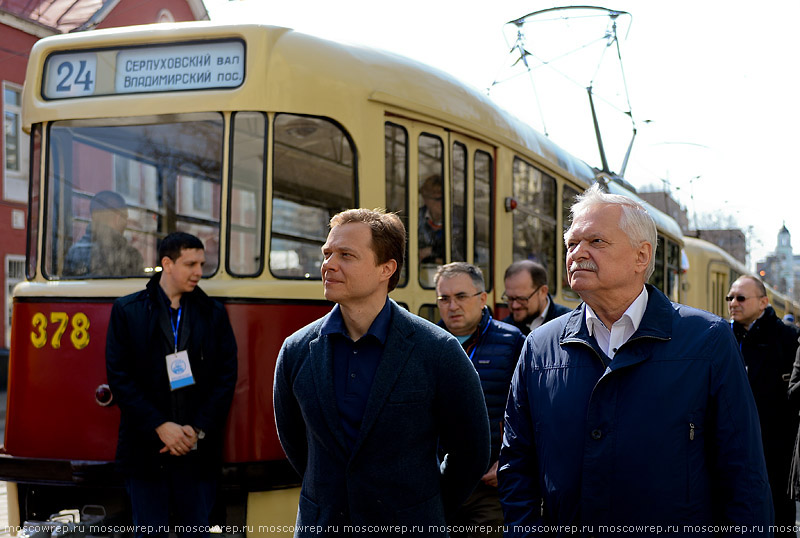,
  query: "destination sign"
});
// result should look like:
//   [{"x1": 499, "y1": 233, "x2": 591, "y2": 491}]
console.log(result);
[{"x1": 43, "y1": 39, "x2": 245, "y2": 99}]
